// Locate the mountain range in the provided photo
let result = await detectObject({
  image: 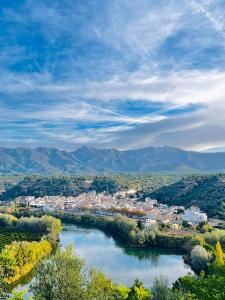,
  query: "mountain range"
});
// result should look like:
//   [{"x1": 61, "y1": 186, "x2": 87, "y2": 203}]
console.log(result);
[{"x1": 1, "y1": 146, "x2": 225, "y2": 174}]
